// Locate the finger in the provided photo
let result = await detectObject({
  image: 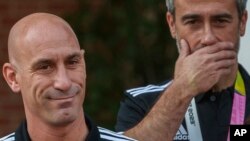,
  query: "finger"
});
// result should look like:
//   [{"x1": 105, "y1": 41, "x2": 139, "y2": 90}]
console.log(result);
[
  {"x1": 209, "y1": 59, "x2": 237, "y2": 71},
  {"x1": 216, "y1": 67, "x2": 234, "y2": 80},
  {"x1": 207, "y1": 49, "x2": 237, "y2": 62},
  {"x1": 199, "y1": 42, "x2": 235, "y2": 54},
  {"x1": 215, "y1": 50, "x2": 236, "y2": 61},
  {"x1": 179, "y1": 39, "x2": 191, "y2": 58}
]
